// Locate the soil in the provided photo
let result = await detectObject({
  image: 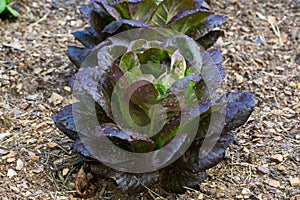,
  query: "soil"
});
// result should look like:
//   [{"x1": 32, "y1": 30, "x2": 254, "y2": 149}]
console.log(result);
[{"x1": 0, "y1": 0, "x2": 299, "y2": 199}]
